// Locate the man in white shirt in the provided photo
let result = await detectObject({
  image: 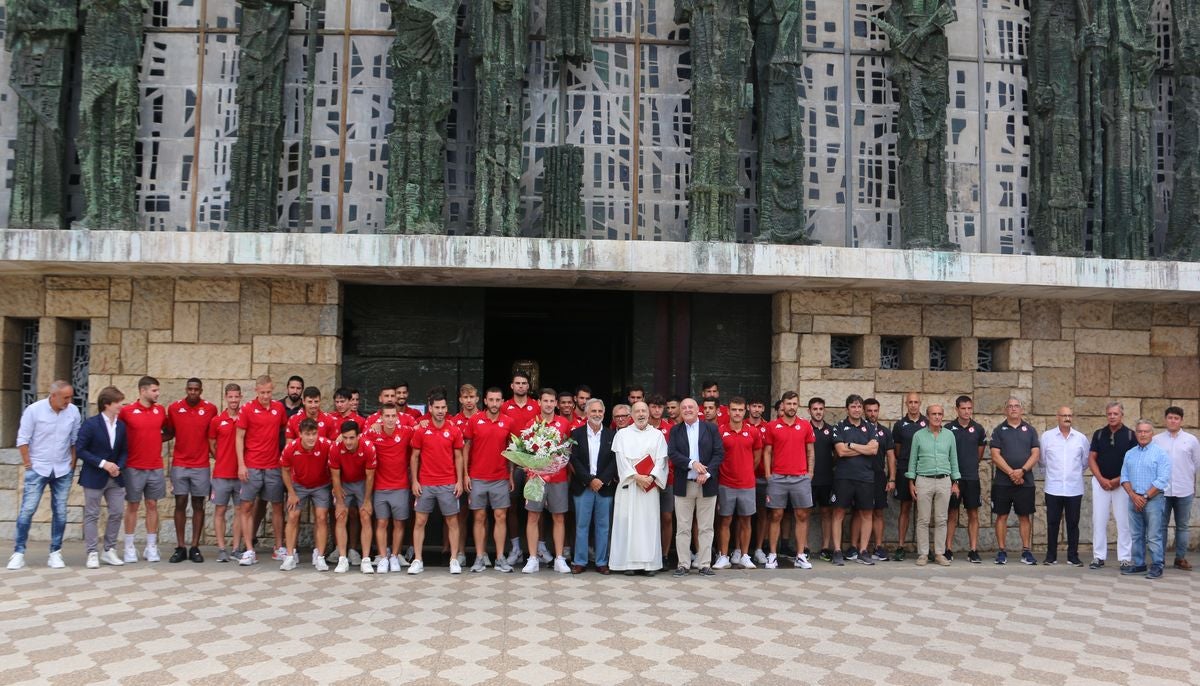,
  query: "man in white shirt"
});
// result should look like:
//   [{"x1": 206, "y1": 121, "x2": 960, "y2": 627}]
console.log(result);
[
  {"x1": 1039, "y1": 407, "x2": 1089, "y2": 566},
  {"x1": 9, "y1": 380, "x2": 81, "y2": 570},
  {"x1": 1152, "y1": 406, "x2": 1200, "y2": 570}
]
